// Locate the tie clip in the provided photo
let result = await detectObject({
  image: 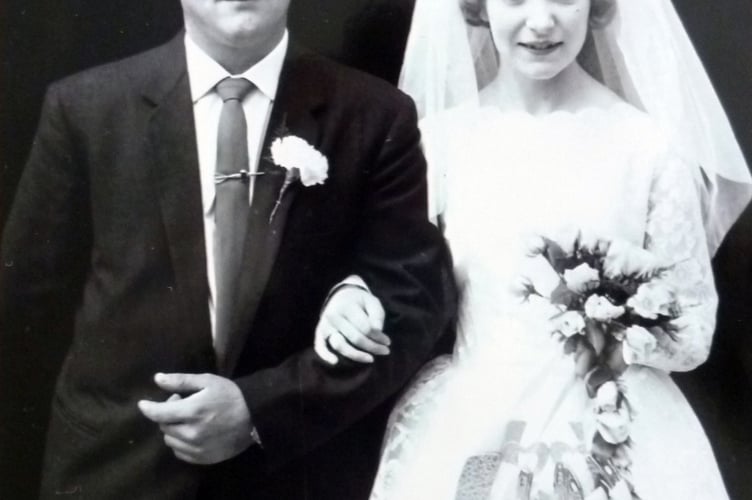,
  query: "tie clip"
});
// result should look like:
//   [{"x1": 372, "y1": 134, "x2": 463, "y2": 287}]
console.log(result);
[{"x1": 214, "y1": 170, "x2": 265, "y2": 184}]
